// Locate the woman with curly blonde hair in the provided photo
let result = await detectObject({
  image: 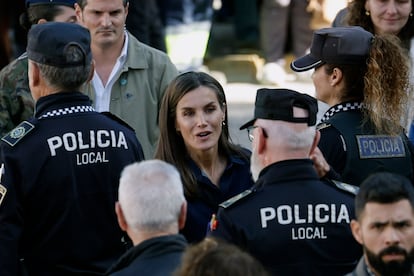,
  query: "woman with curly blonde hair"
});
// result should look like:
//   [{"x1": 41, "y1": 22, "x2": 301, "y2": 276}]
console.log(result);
[{"x1": 291, "y1": 26, "x2": 414, "y2": 186}]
